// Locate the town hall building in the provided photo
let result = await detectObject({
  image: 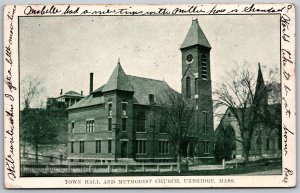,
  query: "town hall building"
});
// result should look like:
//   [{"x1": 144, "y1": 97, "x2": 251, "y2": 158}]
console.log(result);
[{"x1": 67, "y1": 19, "x2": 215, "y2": 163}]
